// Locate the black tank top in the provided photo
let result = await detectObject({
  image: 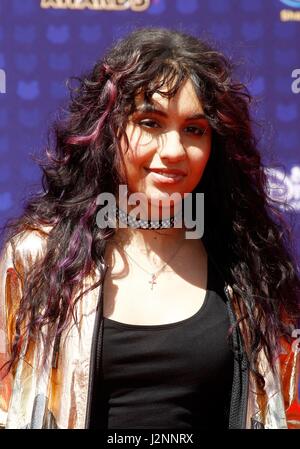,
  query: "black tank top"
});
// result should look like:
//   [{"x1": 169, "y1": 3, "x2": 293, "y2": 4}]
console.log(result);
[{"x1": 99, "y1": 255, "x2": 233, "y2": 429}]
